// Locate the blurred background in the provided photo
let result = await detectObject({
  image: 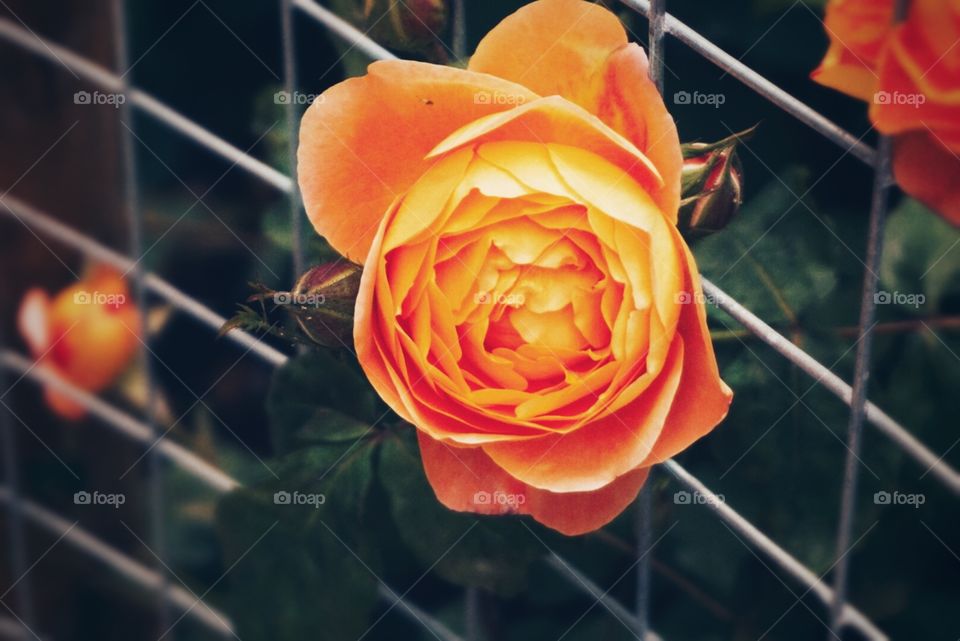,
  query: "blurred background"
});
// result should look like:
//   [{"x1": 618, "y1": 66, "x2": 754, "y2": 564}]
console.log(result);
[{"x1": 1, "y1": 0, "x2": 958, "y2": 640}]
